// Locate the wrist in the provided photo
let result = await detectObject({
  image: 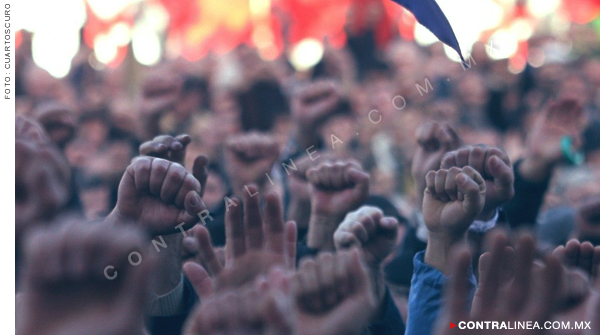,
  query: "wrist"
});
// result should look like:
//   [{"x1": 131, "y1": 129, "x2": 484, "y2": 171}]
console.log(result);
[
  {"x1": 105, "y1": 209, "x2": 126, "y2": 225},
  {"x1": 368, "y1": 266, "x2": 388, "y2": 320},
  {"x1": 425, "y1": 232, "x2": 467, "y2": 275},
  {"x1": 306, "y1": 212, "x2": 341, "y2": 251}
]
